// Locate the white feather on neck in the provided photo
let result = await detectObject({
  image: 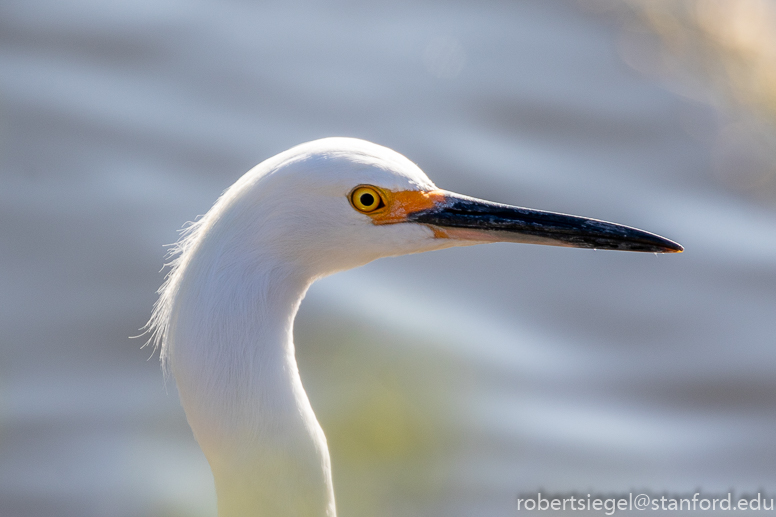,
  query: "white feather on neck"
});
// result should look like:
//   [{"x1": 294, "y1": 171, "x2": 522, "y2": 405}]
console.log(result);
[{"x1": 148, "y1": 172, "x2": 337, "y2": 516}]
